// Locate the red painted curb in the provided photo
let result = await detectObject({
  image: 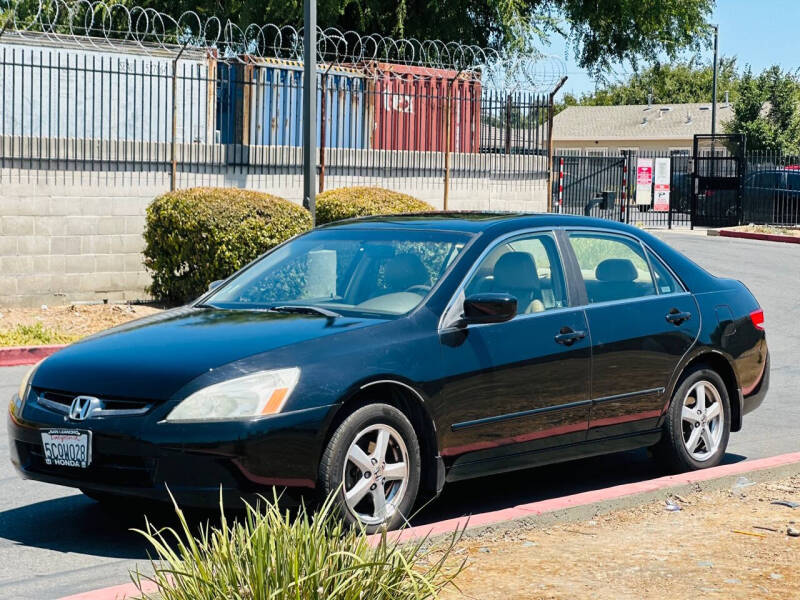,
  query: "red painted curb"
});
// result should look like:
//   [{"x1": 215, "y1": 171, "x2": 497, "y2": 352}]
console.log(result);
[
  {"x1": 58, "y1": 580, "x2": 159, "y2": 600},
  {"x1": 718, "y1": 229, "x2": 800, "y2": 244},
  {"x1": 0, "y1": 344, "x2": 66, "y2": 367},
  {"x1": 59, "y1": 451, "x2": 800, "y2": 600},
  {"x1": 385, "y1": 450, "x2": 800, "y2": 544}
]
